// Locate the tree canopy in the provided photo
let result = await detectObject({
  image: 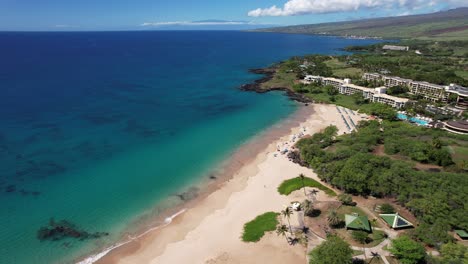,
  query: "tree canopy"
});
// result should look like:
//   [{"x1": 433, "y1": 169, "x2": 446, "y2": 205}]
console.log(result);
[
  {"x1": 389, "y1": 236, "x2": 426, "y2": 264},
  {"x1": 308, "y1": 235, "x2": 353, "y2": 264}
]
